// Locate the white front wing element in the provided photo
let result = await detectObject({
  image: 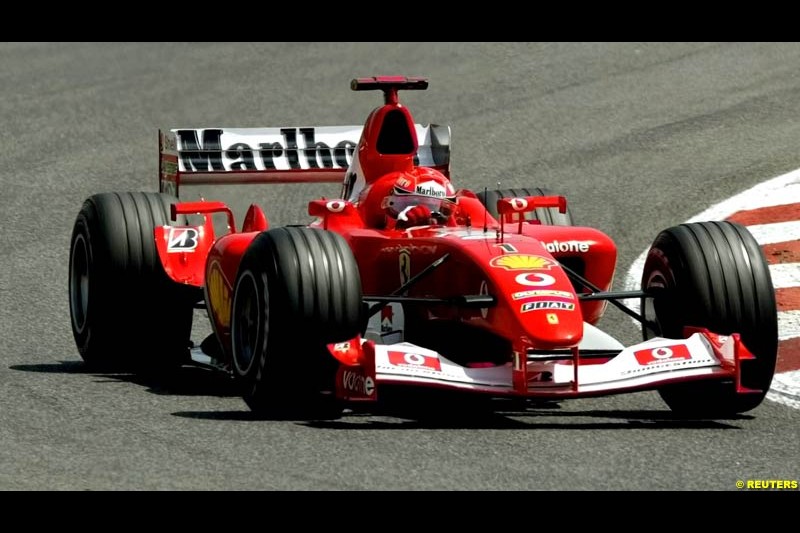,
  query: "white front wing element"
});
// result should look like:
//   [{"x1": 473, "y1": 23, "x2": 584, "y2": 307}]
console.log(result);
[
  {"x1": 579, "y1": 322, "x2": 625, "y2": 351},
  {"x1": 373, "y1": 333, "x2": 729, "y2": 396}
]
